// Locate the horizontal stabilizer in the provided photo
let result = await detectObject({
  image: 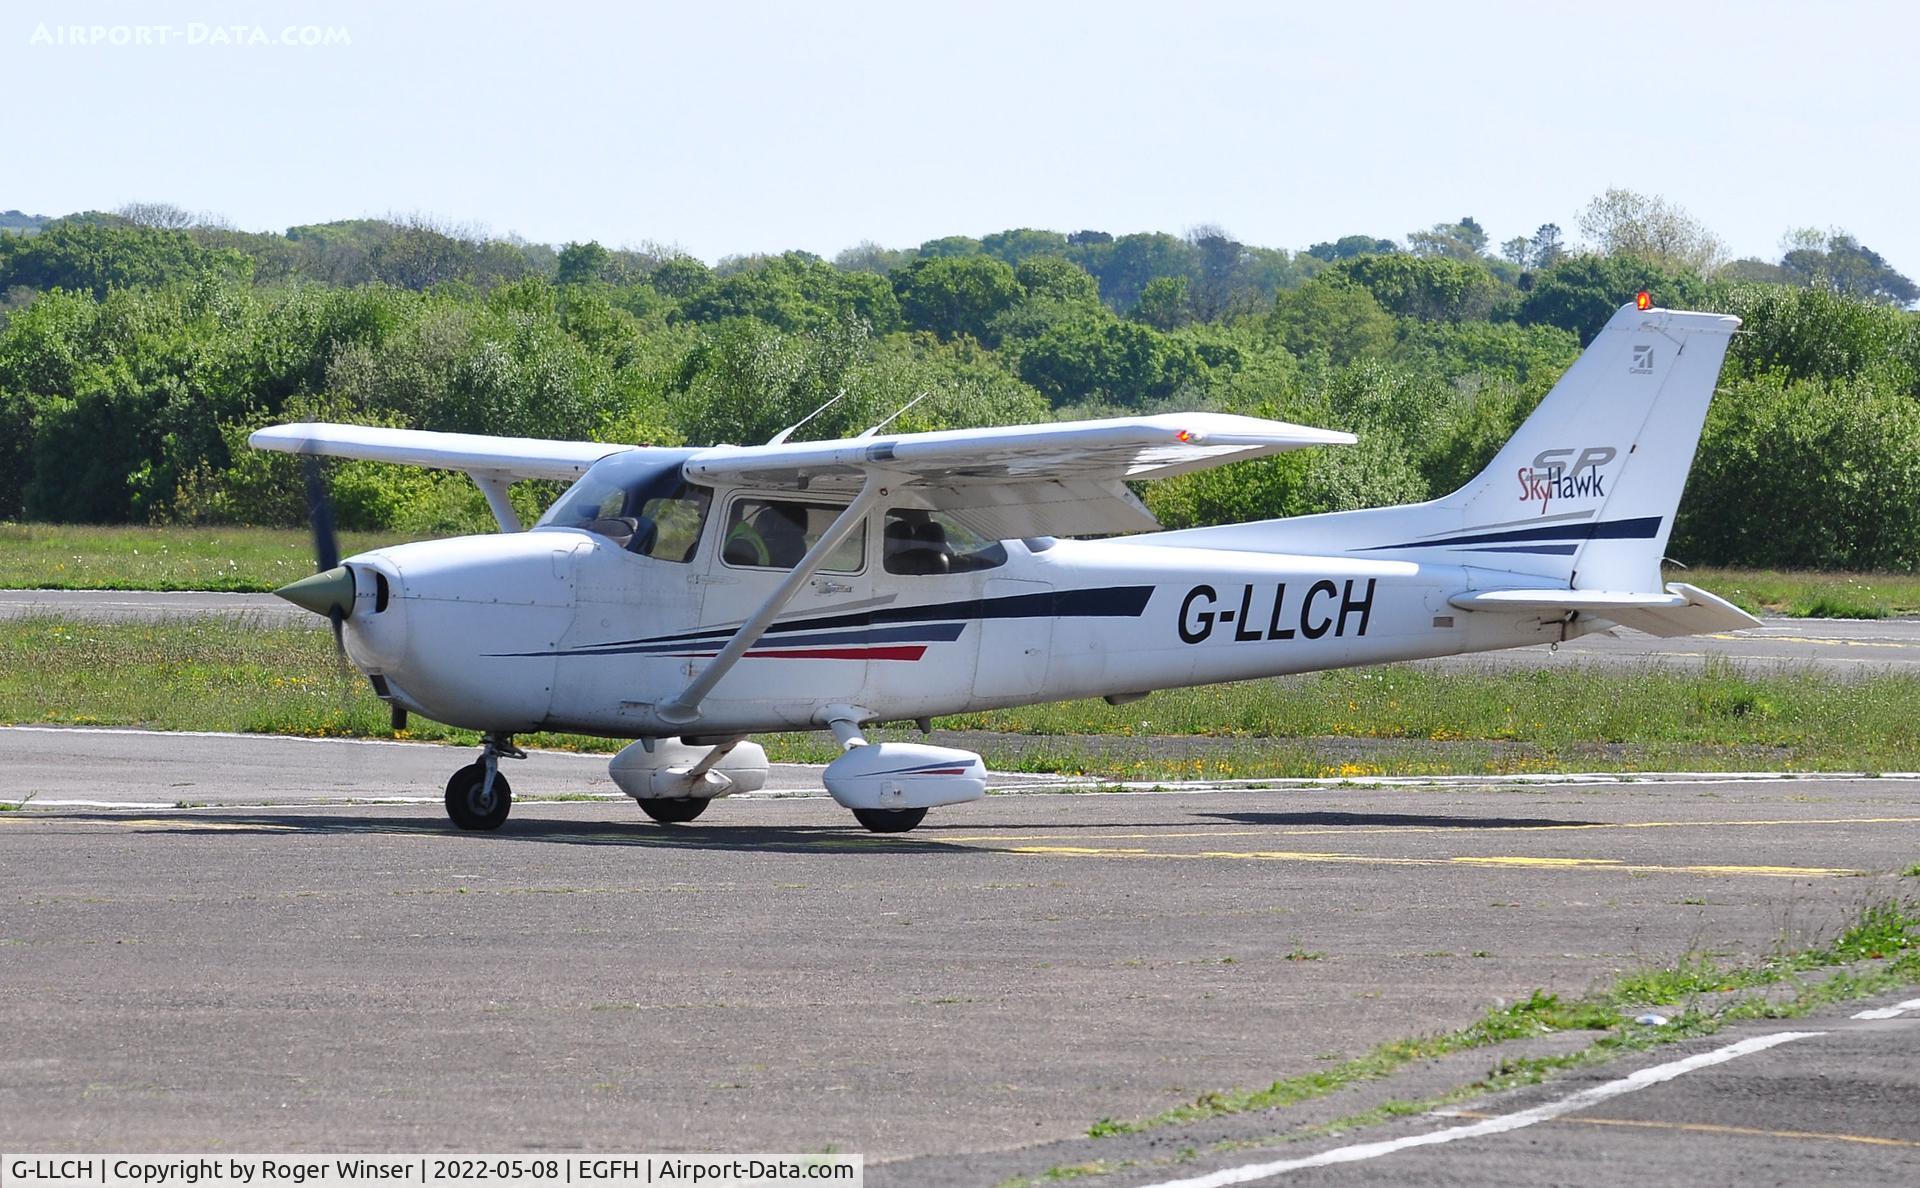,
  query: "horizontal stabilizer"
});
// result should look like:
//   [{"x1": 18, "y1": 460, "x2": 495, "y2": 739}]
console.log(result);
[{"x1": 1449, "y1": 582, "x2": 1760, "y2": 638}]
